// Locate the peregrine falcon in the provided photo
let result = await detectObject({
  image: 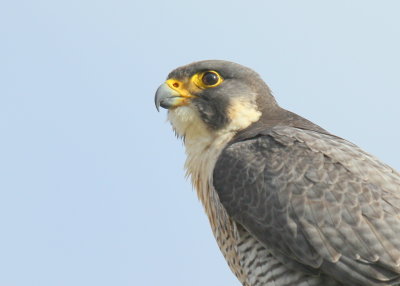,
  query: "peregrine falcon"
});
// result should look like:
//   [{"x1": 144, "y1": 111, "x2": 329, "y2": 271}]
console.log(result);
[{"x1": 154, "y1": 60, "x2": 400, "y2": 286}]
